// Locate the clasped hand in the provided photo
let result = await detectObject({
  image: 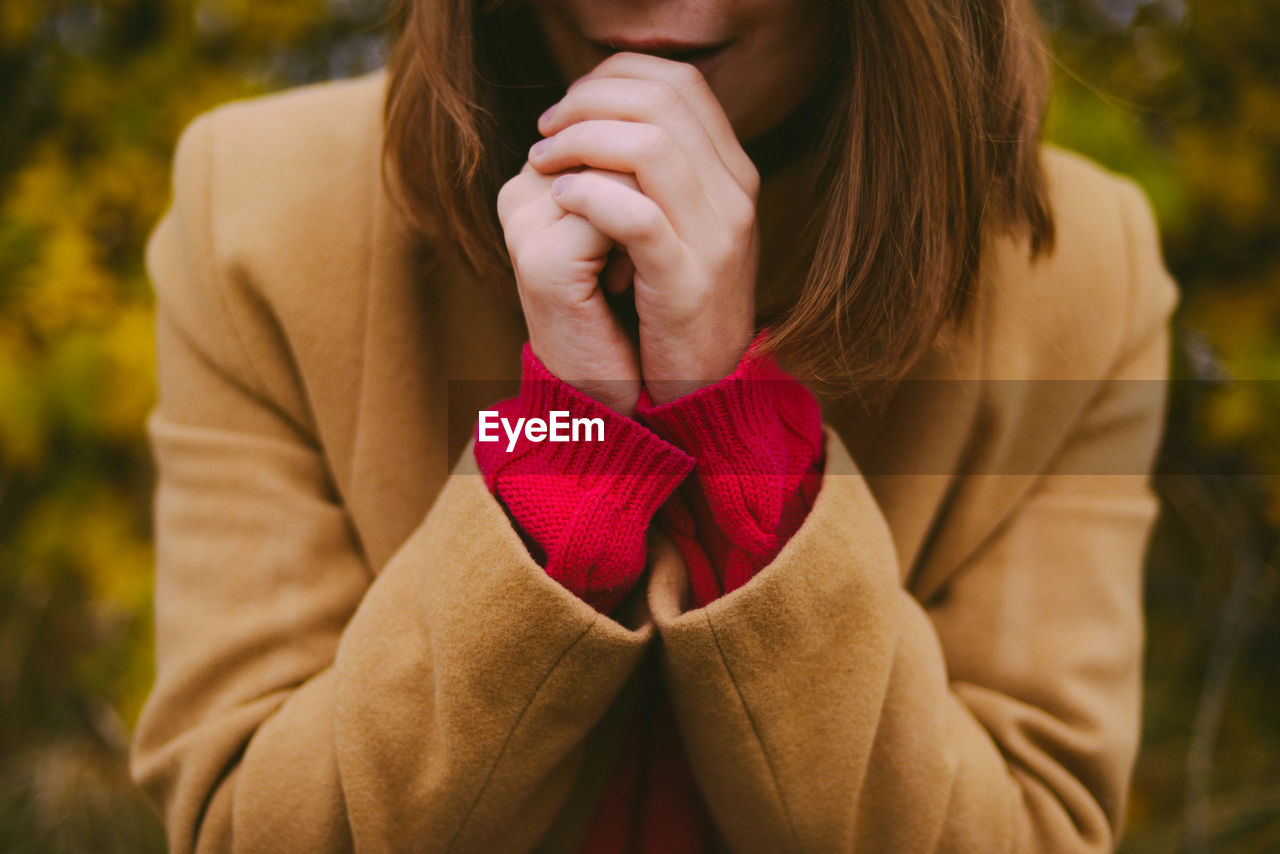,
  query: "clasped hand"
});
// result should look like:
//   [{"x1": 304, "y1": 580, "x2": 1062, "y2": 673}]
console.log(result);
[{"x1": 497, "y1": 52, "x2": 761, "y2": 416}]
